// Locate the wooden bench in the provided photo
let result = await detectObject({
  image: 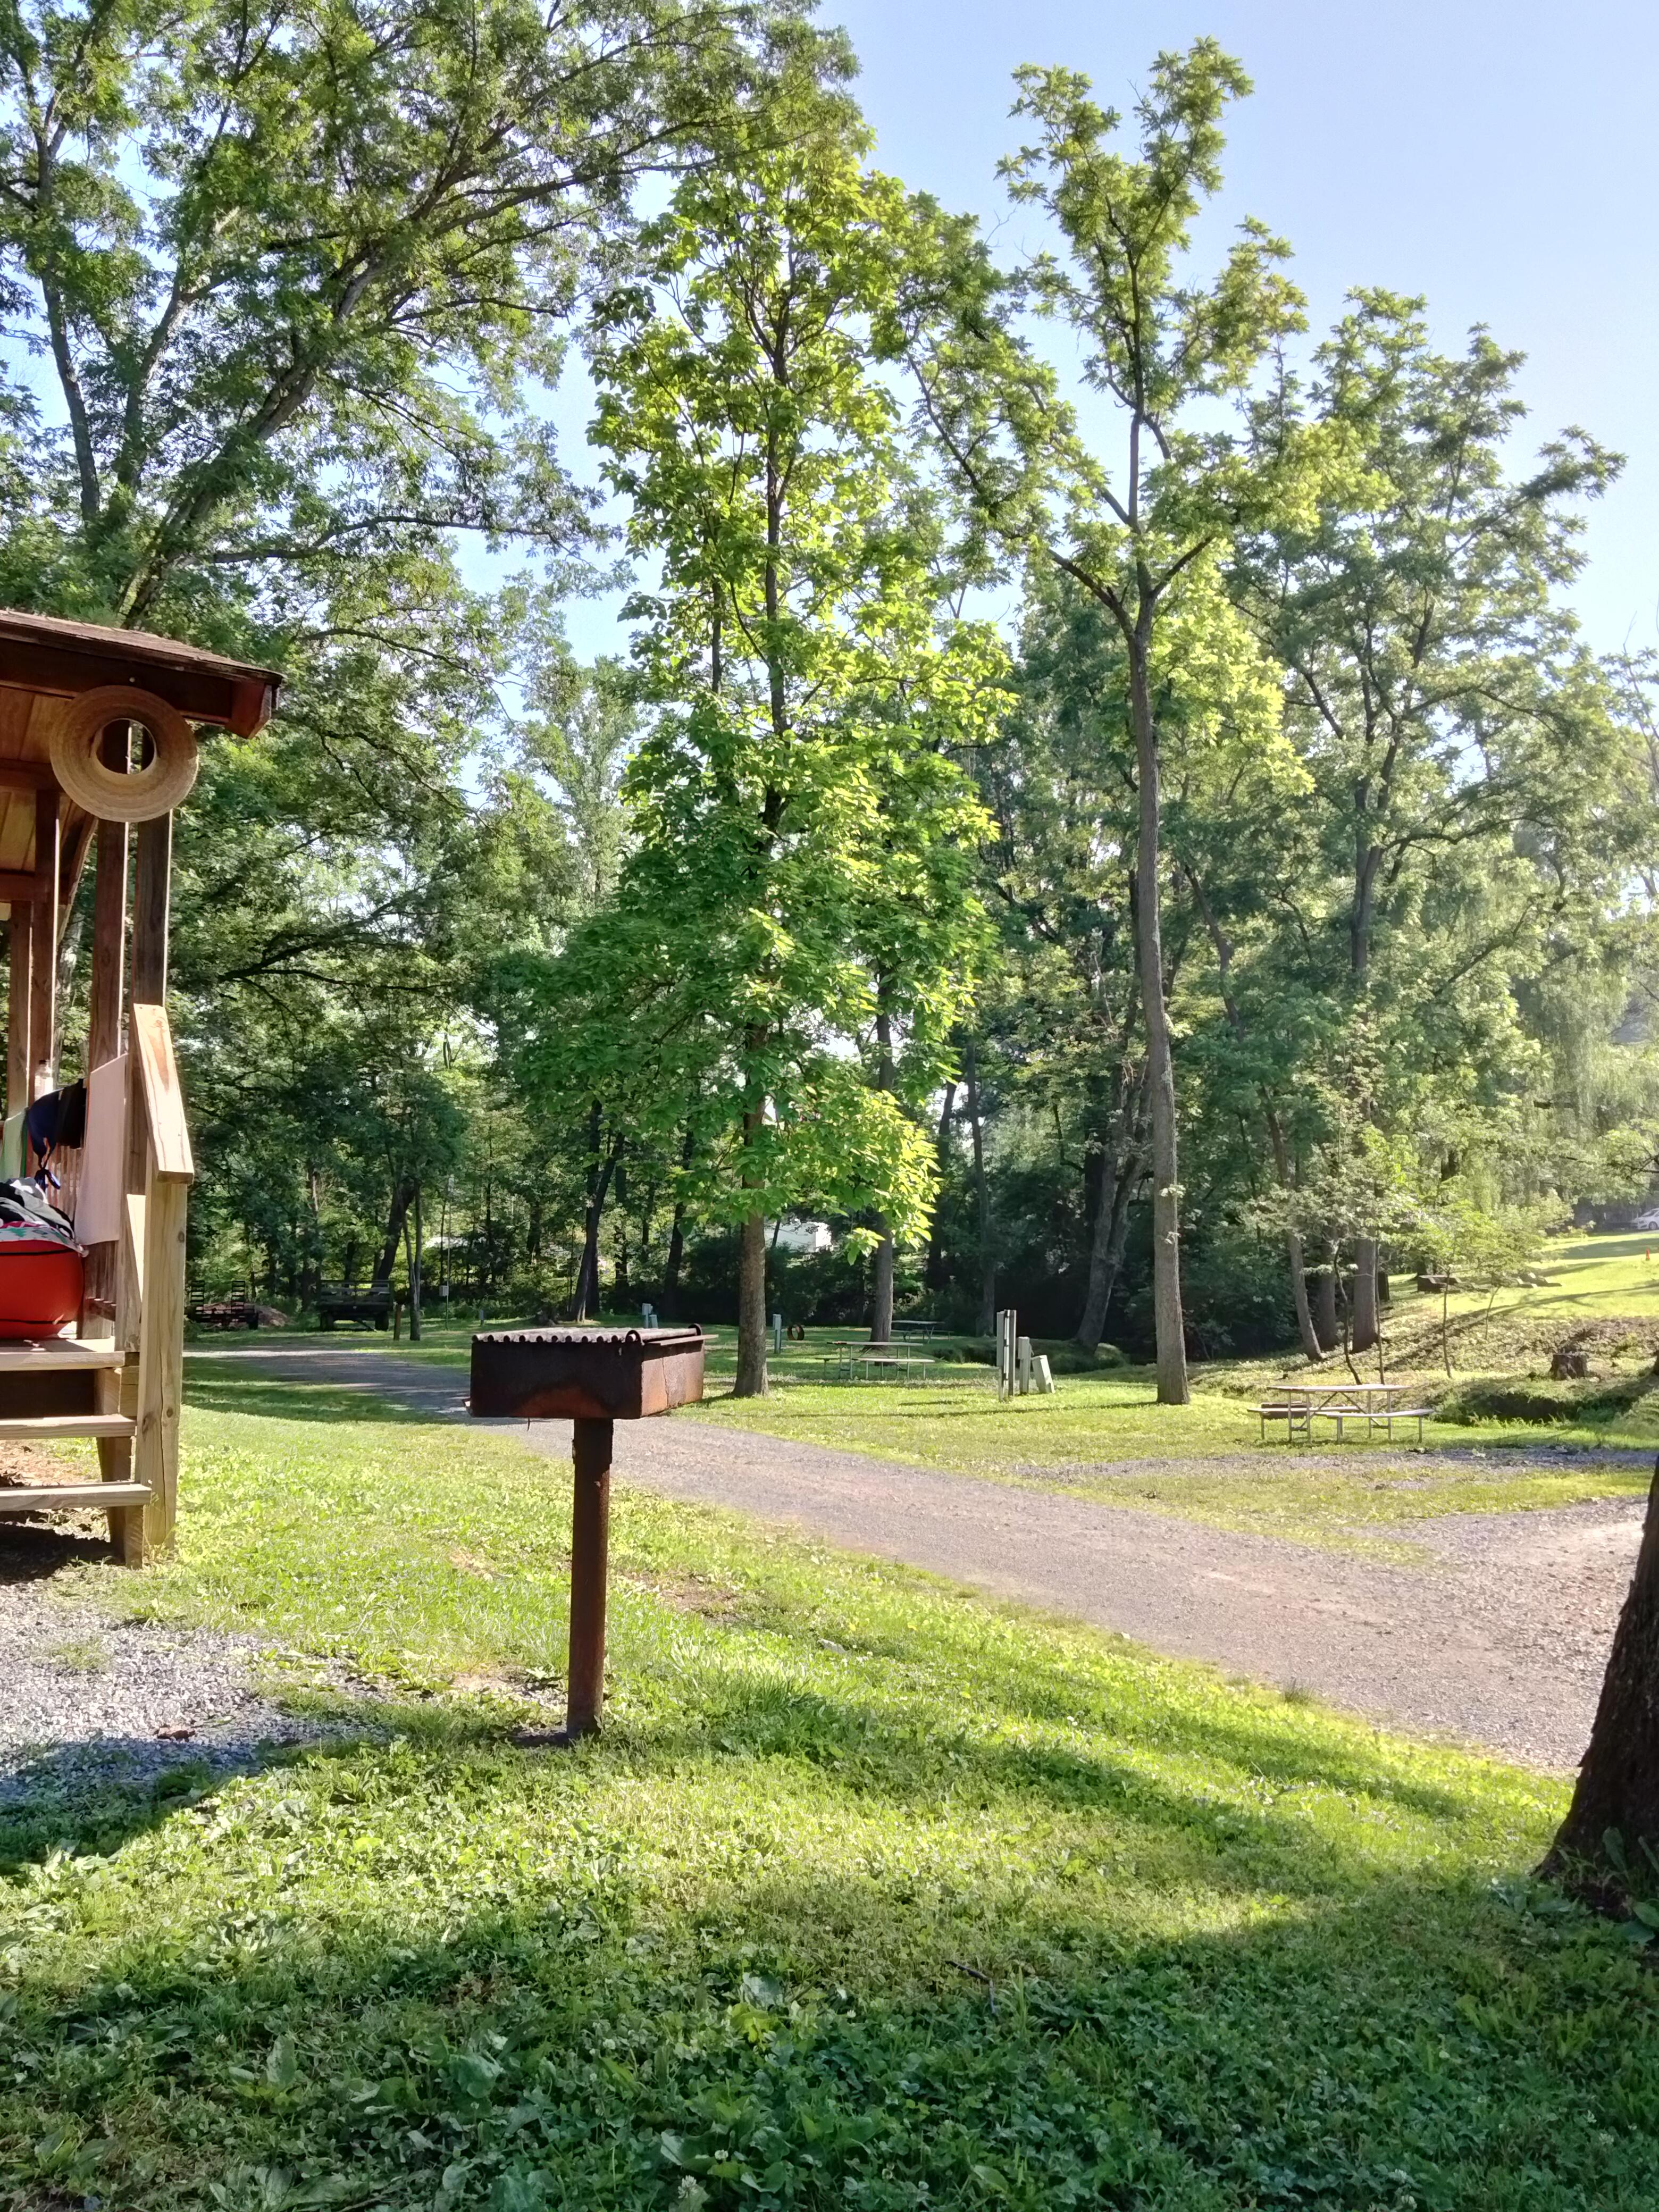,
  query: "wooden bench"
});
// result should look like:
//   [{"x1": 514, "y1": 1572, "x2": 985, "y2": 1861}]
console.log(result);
[{"x1": 1256, "y1": 1403, "x2": 1430, "y2": 1444}]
